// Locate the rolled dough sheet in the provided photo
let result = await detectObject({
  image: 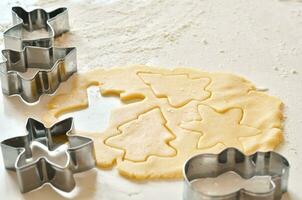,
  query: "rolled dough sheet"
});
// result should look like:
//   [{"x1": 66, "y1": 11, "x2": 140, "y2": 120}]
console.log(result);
[{"x1": 44, "y1": 65, "x2": 283, "y2": 179}]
